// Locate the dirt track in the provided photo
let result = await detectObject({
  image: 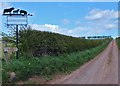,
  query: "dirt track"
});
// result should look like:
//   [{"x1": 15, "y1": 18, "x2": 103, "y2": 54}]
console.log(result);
[{"x1": 50, "y1": 40, "x2": 118, "y2": 84}]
